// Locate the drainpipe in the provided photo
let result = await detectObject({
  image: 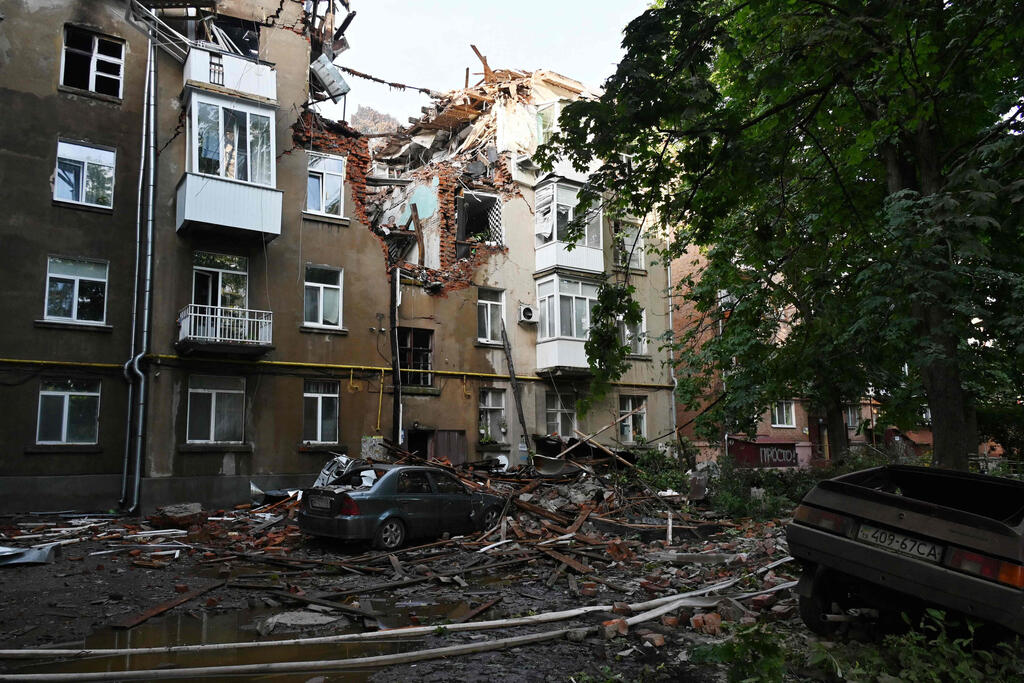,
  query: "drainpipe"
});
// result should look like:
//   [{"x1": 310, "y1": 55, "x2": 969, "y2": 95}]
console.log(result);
[
  {"x1": 390, "y1": 267, "x2": 402, "y2": 447},
  {"x1": 120, "y1": 38, "x2": 153, "y2": 507},
  {"x1": 666, "y1": 260, "x2": 677, "y2": 441},
  {"x1": 127, "y1": 40, "x2": 157, "y2": 513}
]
